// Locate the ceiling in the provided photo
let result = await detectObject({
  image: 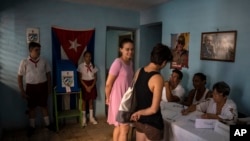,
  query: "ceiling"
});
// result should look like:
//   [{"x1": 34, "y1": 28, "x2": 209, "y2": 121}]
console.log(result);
[{"x1": 63, "y1": 0, "x2": 170, "y2": 11}]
